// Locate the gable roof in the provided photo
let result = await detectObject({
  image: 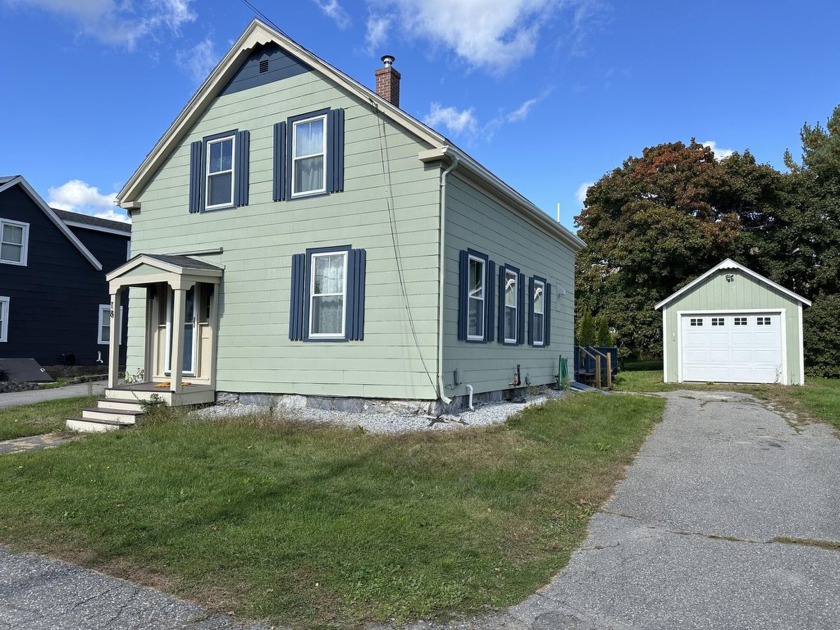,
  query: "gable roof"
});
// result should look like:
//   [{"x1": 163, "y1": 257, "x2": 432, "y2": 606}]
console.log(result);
[
  {"x1": 654, "y1": 258, "x2": 812, "y2": 310},
  {"x1": 0, "y1": 175, "x2": 103, "y2": 271},
  {"x1": 117, "y1": 19, "x2": 585, "y2": 253},
  {"x1": 53, "y1": 209, "x2": 131, "y2": 236},
  {"x1": 106, "y1": 253, "x2": 224, "y2": 285}
]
